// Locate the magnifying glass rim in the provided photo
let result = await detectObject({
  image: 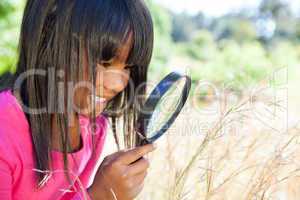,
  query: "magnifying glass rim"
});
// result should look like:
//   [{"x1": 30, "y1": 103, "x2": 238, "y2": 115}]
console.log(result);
[{"x1": 136, "y1": 71, "x2": 191, "y2": 143}]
